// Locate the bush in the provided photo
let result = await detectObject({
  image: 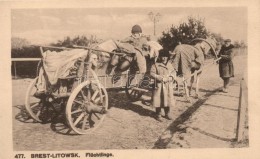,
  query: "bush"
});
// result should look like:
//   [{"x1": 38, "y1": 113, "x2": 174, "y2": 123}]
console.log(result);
[
  {"x1": 51, "y1": 35, "x2": 100, "y2": 48},
  {"x1": 11, "y1": 35, "x2": 102, "y2": 78},
  {"x1": 158, "y1": 16, "x2": 209, "y2": 52},
  {"x1": 11, "y1": 37, "x2": 41, "y2": 78}
]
